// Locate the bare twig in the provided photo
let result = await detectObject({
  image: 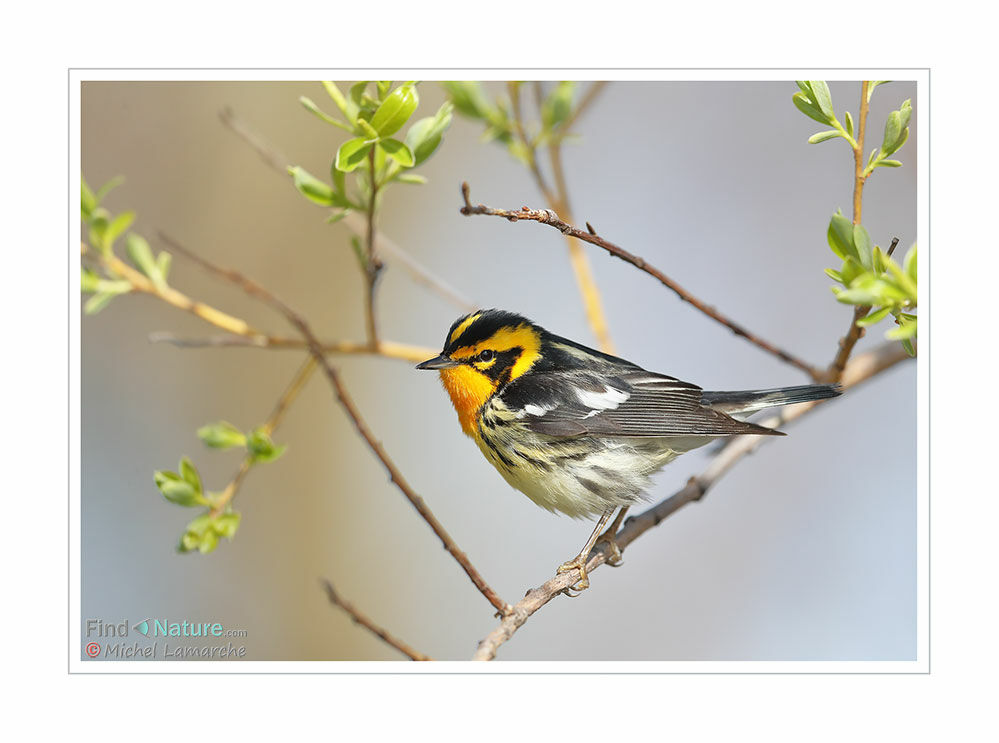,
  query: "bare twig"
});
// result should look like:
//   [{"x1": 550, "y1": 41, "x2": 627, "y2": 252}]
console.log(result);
[
  {"x1": 159, "y1": 233, "x2": 512, "y2": 617},
  {"x1": 472, "y1": 340, "x2": 911, "y2": 660},
  {"x1": 210, "y1": 356, "x2": 317, "y2": 517},
  {"x1": 852, "y1": 82, "x2": 871, "y2": 226},
  {"x1": 147, "y1": 331, "x2": 436, "y2": 362},
  {"x1": 363, "y1": 145, "x2": 383, "y2": 347},
  {"x1": 219, "y1": 104, "x2": 476, "y2": 312},
  {"x1": 322, "y1": 579, "x2": 433, "y2": 661},
  {"x1": 459, "y1": 184, "x2": 821, "y2": 378}
]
